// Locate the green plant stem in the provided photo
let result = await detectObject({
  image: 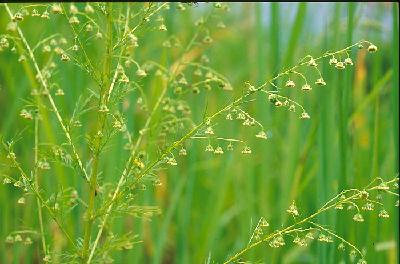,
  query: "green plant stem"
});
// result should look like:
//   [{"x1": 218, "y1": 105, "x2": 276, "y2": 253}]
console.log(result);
[
  {"x1": 88, "y1": 42, "x2": 369, "y2": 260},
  {"x1": 34, "y1": 115, "x2": 47, "y2": 256},
  {"x1": 4, "y1": 3, "x2": 90, "y2": 183},
  {"x1": 119, "y1": 40, "x2": 377, "y2": 263},
  {"x1": 392, "y1": 2, "x2": 399, "y2": 171},
  {"x1": 82, "y1": 155, "x2": 99, "y2": 260},
  {"x1": 223, "y1": 178, "x2": 398, "y2": 263},
  {"x1": 61, "y1": 4, "x2": 101, "y2": 86},
  {"x1": 223, "y1": 199, "x2": 348, "y2": 263},
  {"x1": 282, "y1": 3, "x2": 307, "y2": 67},
  {"x1": 88, "y1": 69, "x2": 169, "y2": 264},
  {"x1": 392, "y1": 2, "x2": 399, "y2": 260},
  {"x1": 87, "y1": 33, "x2": 369, "y2": 263},
  {"x1": 112, "y1": 3, "x2": 167, "y2": 51},
  {"x1": 87, "y1": 12, "x2": 213, "y2": 262},
  {"x1": 270, "y1": 2, "x2": 280, "y2": 76},
  {"x1": 3, "y1": 145, "x2": 77, "y2": 250},
  {"x1": 86, "y1": 3, "x2": 137, "y2": 262},
  {"x1": 82, "y1": 2, "x2": 113, "y2": 261}
]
